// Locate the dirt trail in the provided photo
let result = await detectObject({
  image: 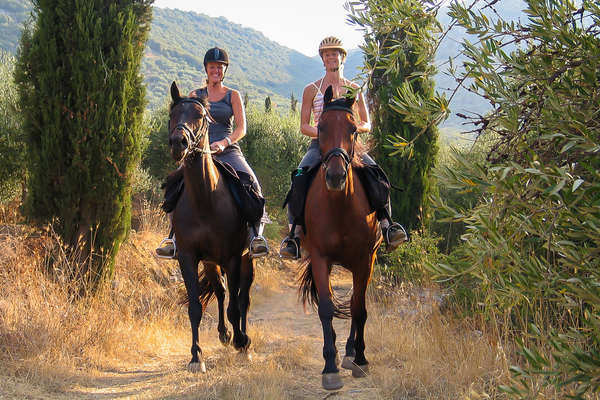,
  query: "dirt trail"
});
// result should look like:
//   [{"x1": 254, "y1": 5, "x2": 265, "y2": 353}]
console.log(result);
[{"x1": 60, "y1": 259, "x2": 386, "y2": 399}]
